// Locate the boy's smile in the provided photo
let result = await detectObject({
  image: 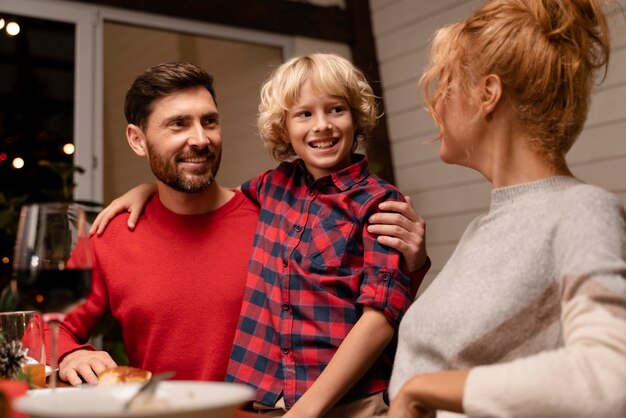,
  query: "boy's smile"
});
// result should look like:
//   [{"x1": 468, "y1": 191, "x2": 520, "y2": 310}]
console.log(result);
[{"x1": 285, "y1": 81, "x2": 354, "y2": 180}]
